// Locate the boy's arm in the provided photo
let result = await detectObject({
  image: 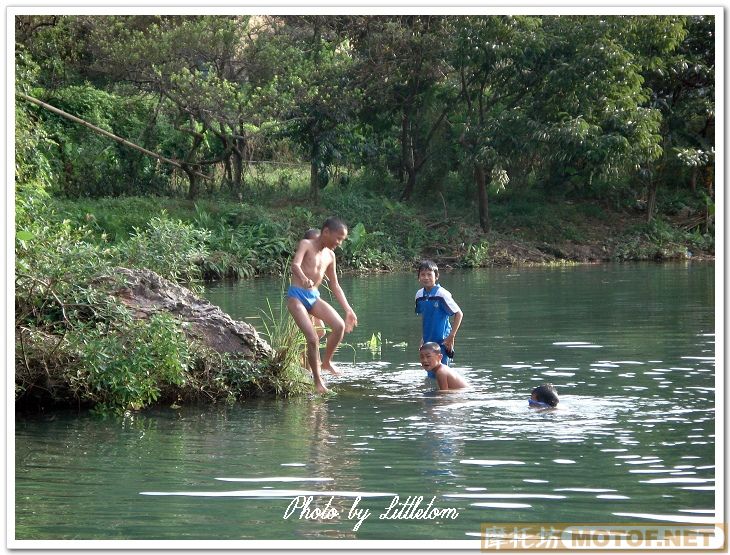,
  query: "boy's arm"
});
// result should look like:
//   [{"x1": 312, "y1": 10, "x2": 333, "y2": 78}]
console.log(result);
[
  {"x1": 443, "y1": 310, "x2": 463, "y2": 351},
  {"x1": 290, "y1": 240, "x2": 314, "y2": 288},
  {"x1": 325, "y1": 254, "x2": 358, "y2": 332}
]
